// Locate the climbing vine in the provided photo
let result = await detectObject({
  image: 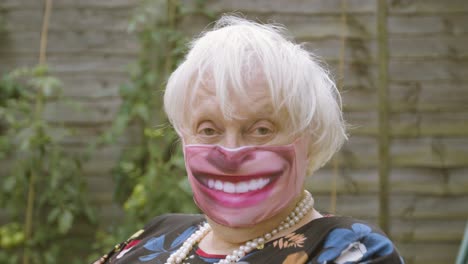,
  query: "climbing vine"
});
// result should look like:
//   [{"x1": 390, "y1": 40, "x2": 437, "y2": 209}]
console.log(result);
[
  {"x1": 1, "y1": 0, "x2": 215, "y2": 262},
  {"x1": 0, "y1": 1, "x2": 96, "y2": 263},
  {"x1": 88, "y1": 0, "x2": 214, "y2": 259},
  {"x1": 0, "y1": 66, "x2": 96, "y2": 264}
]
